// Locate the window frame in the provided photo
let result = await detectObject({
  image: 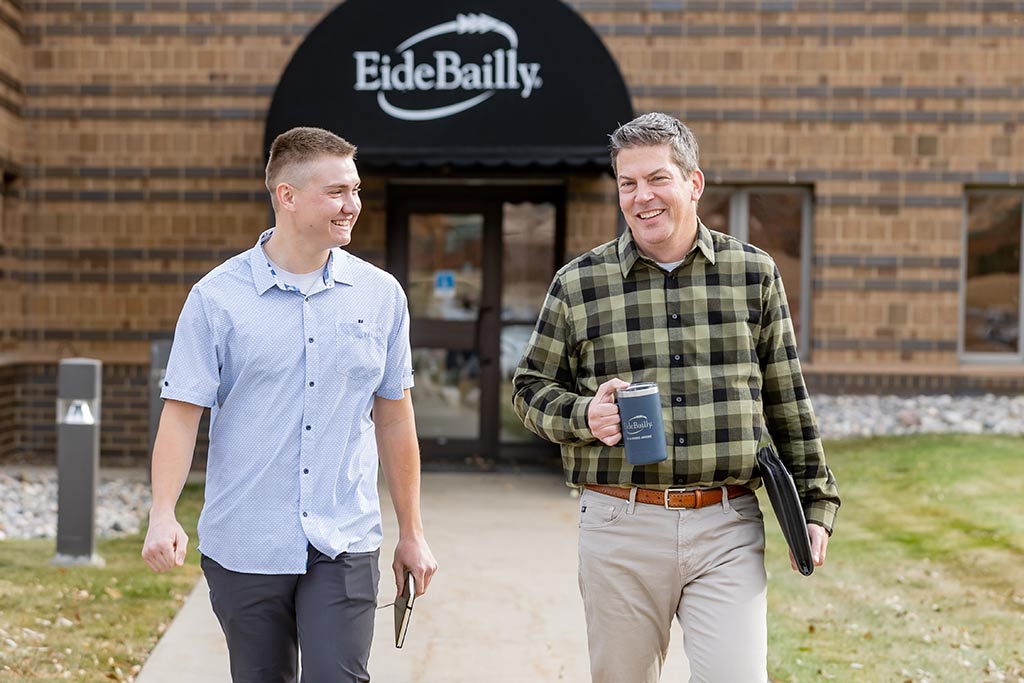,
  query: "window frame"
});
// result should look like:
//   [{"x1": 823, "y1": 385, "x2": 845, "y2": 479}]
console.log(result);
[
  {"x1": 958, "y1": 188, "x2": 1024, "y2": 364},
  {"x1": 704, "y1": 185, "x2": 814, "y2": 361}
]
